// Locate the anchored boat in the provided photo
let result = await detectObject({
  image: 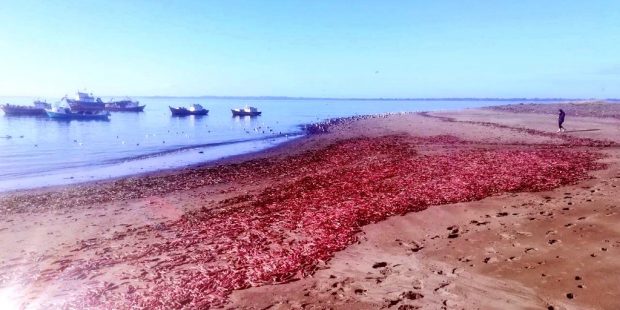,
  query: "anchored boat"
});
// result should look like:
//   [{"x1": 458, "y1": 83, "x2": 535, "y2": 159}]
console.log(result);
[
  {"x1": 169, "y1": 104, "x2": 209, "y2": 116},
  {"x1": 66, "y1": 92, "x2": 105, "y2": 112},
  {"x1": 105, "y1": 98, "x2": 145, "y2": 112},
  {"x1": 46, "y1": 106, "x2": 110, "y2": 121},
  {"x1": 0, "y1": 100, "x2": 51, "y2": 116},
  {"x1": 231, "y1": 105, "x2": 261, "y2": 117}
]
